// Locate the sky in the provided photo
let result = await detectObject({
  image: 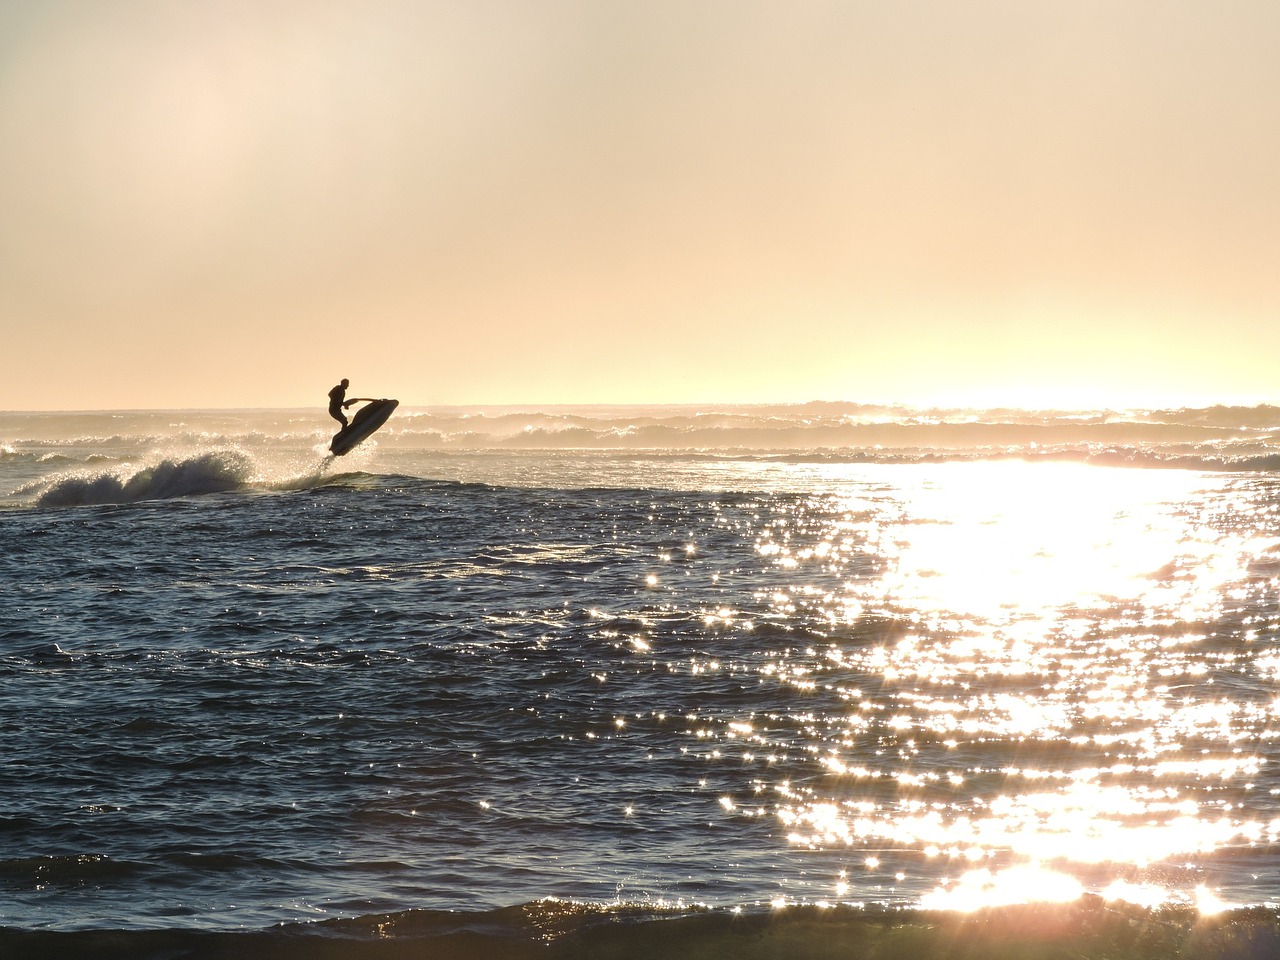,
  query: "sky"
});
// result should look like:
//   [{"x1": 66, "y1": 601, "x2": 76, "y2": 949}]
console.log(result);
[{"x1": 2, "y1": 0, "x2": 1278, "y2": 411}]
